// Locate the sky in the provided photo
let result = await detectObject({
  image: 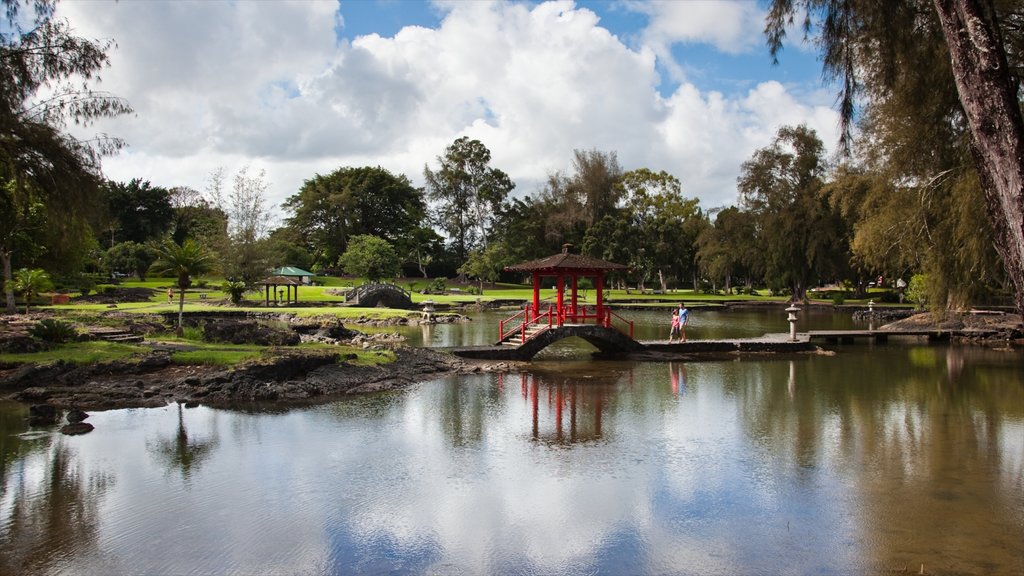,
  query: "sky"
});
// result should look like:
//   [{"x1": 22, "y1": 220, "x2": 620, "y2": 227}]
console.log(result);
[{"x1": 57, "y1": 0, "x2": 840, "y2": 221}]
